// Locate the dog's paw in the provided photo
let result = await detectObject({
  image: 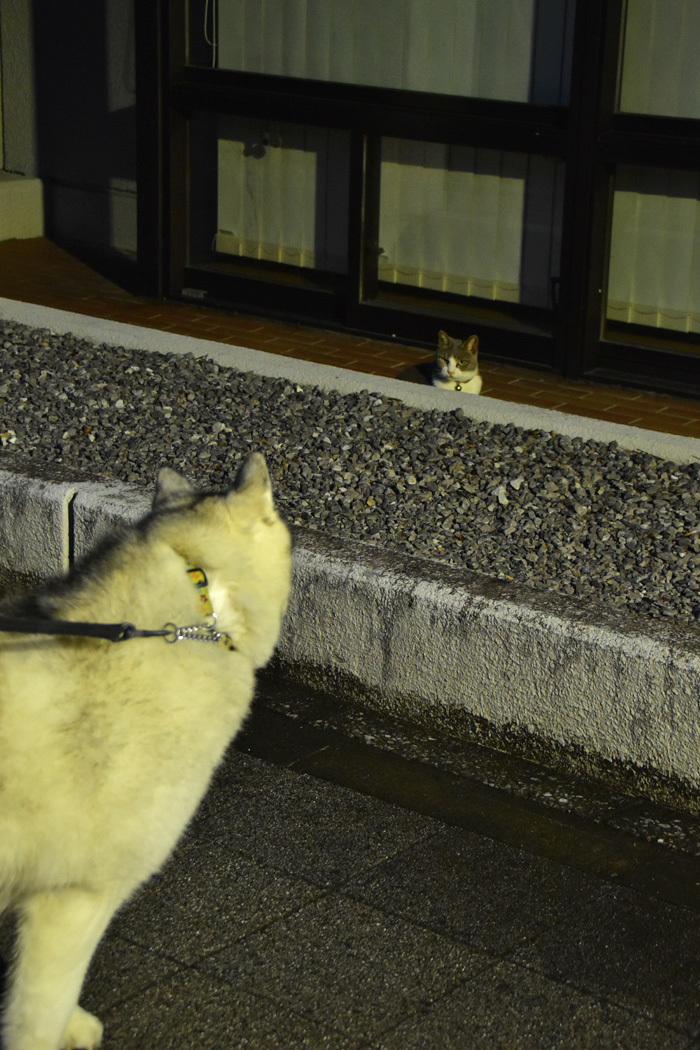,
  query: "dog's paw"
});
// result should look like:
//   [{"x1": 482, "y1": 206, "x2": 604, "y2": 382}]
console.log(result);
[{"x1": 61, "y1": 1005, "x2": 103, "y2": 1049}]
